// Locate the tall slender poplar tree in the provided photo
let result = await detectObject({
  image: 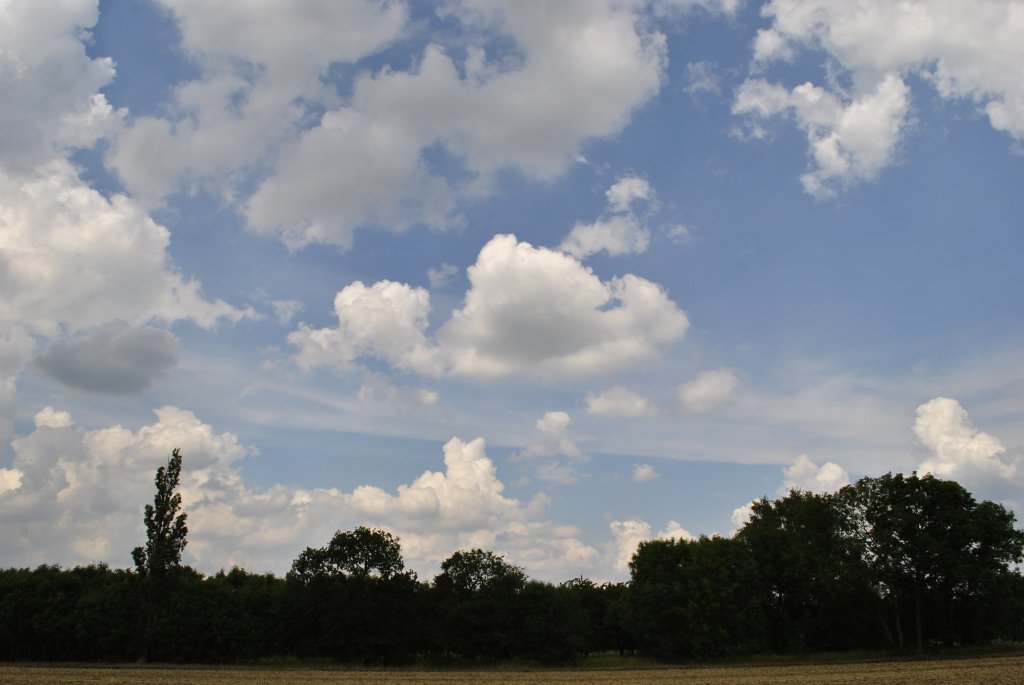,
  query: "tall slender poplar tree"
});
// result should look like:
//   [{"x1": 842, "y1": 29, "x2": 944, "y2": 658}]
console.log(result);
[{"x1": 132, "y1": 448, "x2": 188, "y2": 576}]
